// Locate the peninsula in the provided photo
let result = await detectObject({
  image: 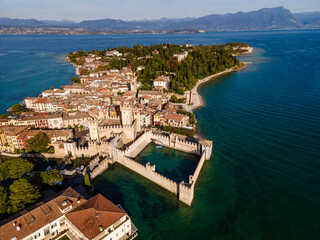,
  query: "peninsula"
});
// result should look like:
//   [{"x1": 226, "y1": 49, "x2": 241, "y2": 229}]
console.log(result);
[{"x1": 0, "y1": 42, "x2": 252, "y2": 207}]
